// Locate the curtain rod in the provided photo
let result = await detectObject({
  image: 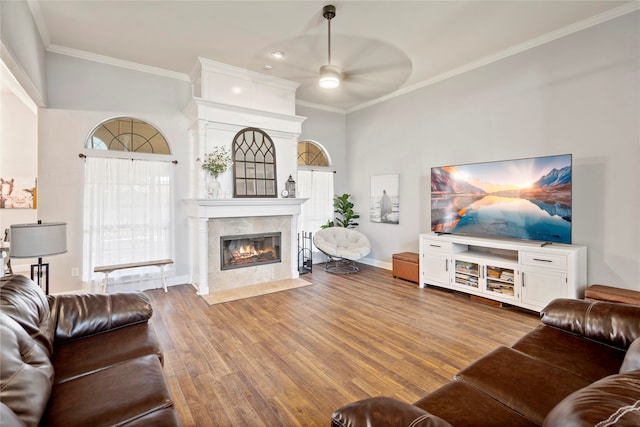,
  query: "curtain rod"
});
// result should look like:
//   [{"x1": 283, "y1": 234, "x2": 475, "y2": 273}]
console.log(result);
[
  {"x1": 79, "y1": 153, "x2": 178, "y2": 164},
  {"x1": 300, "y1": 168, "x2": 336, "y2": 173}
]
